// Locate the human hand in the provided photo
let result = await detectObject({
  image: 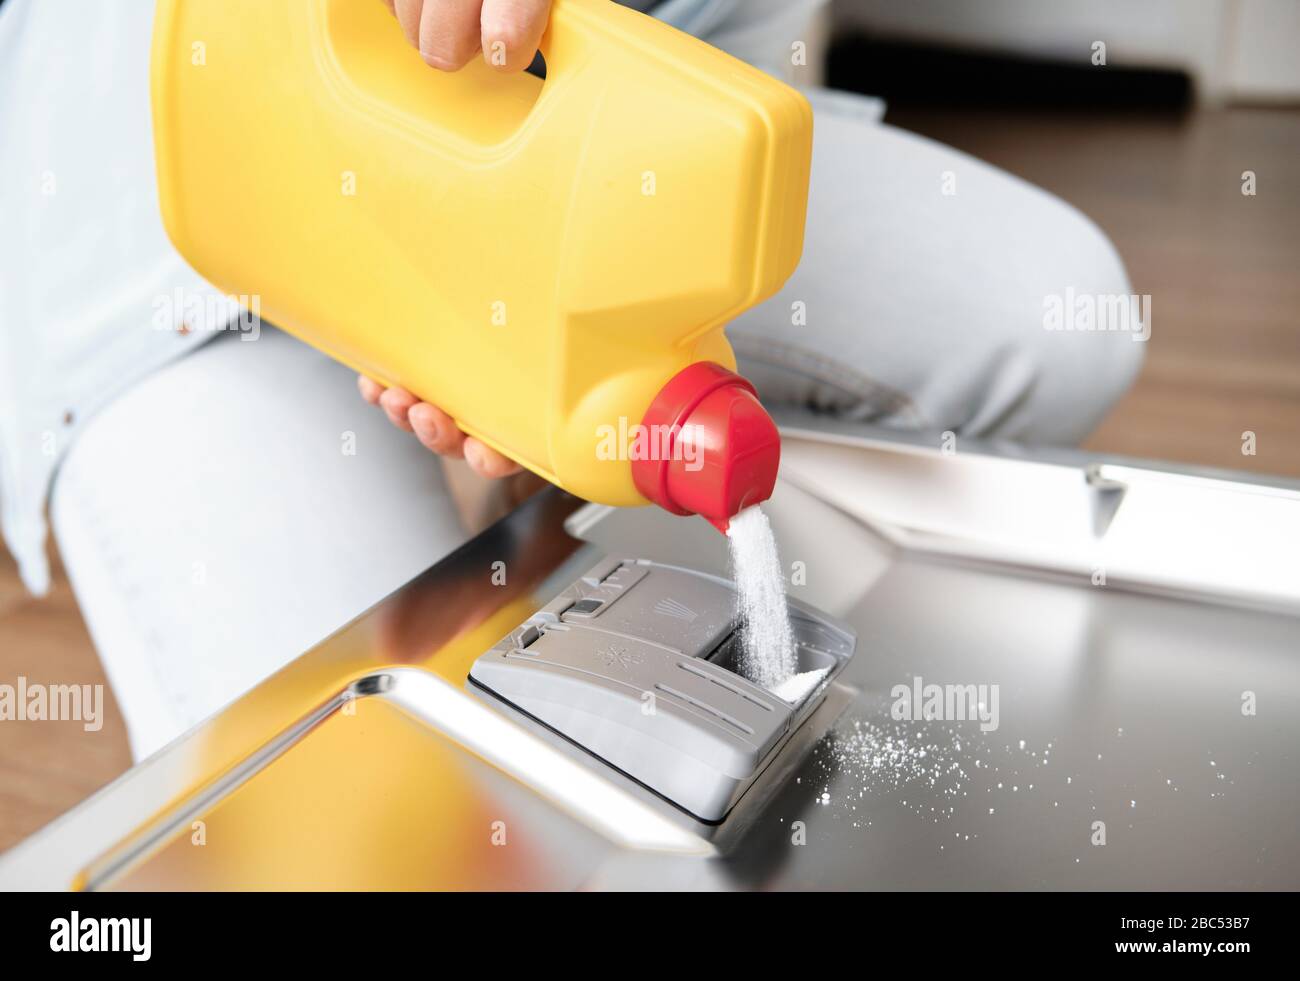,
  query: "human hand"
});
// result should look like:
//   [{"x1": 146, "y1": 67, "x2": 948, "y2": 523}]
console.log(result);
[
  {"x1": 381, "y1": 0, "x2": 552, "y2": 73},
  {"x1": 358, "y1": 376, "x2": 523, "y2": 479}
]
